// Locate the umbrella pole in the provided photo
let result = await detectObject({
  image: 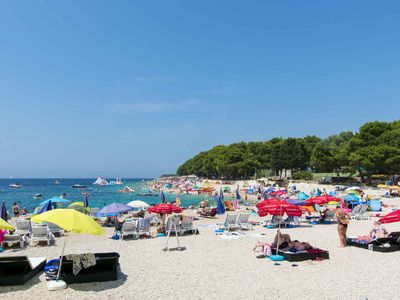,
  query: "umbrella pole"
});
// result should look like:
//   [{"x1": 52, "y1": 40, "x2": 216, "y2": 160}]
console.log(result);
[{"x1": 56, "y1": 234, "x2": 67, "y2": 281}]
